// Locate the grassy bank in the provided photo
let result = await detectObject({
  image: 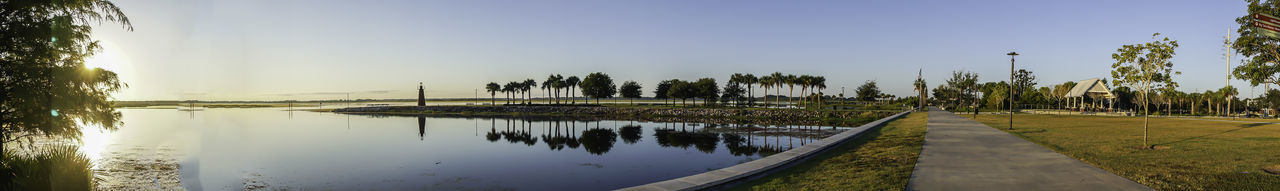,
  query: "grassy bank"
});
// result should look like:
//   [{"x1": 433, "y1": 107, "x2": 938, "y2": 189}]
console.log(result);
[
  {"x1": 965, "y1": 114, "x2": 1280, "y2": 190},
  {"x1": 729, "y1": 112, "x2": 928, "y2": 190}
]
